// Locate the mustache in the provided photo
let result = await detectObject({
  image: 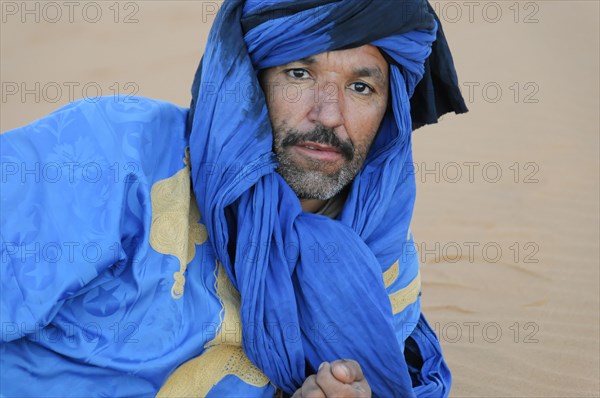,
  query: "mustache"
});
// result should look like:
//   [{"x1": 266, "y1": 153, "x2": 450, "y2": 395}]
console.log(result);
[{"x1": 280, "y1": 125, "x2": 354, "y2": 161}]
